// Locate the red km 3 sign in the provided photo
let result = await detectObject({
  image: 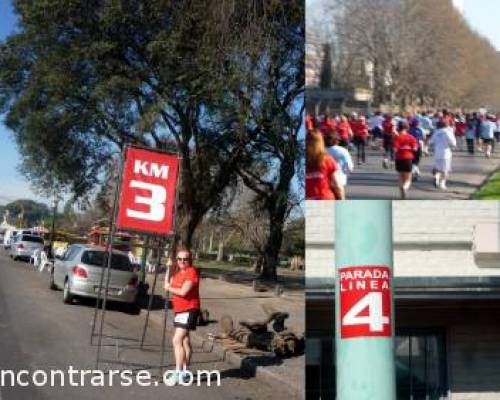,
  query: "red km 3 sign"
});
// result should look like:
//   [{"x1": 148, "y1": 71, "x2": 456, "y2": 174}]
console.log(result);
[
  {"x1": 339, "y1": 265, "x2": 392, "y2": 339},
  {"x1": 116, "y1": 147, "x2": 179, "y2": 235}
]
